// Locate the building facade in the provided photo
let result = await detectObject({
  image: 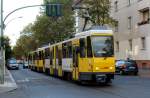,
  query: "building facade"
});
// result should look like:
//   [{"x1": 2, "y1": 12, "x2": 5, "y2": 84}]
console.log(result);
[{"x1": 111, "y1": 0, "x2": 150, "y2": 69}]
